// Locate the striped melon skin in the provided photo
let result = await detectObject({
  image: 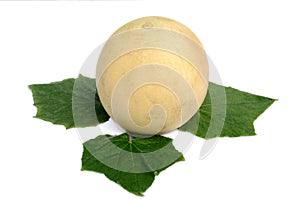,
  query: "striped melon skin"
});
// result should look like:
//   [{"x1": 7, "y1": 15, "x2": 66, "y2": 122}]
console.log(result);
[{"x1": 96, "y1": 16, "x2": 208, "y2": 135}]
